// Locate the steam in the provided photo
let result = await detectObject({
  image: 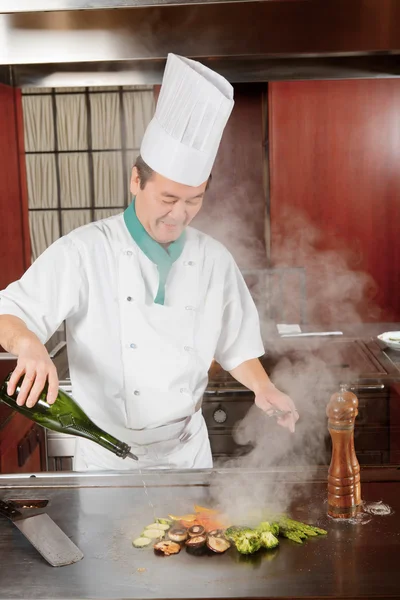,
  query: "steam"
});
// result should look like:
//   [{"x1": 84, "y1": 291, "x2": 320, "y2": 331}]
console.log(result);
[{"x1": 200, "y1": 206, "x2": 380, "y2": 524}]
